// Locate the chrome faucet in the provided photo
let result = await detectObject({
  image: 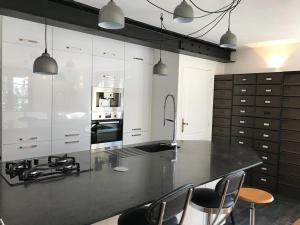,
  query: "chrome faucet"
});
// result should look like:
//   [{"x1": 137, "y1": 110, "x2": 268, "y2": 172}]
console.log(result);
[{"x1": 163, "y1": 94, "x2": 177, "y2": 148}]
